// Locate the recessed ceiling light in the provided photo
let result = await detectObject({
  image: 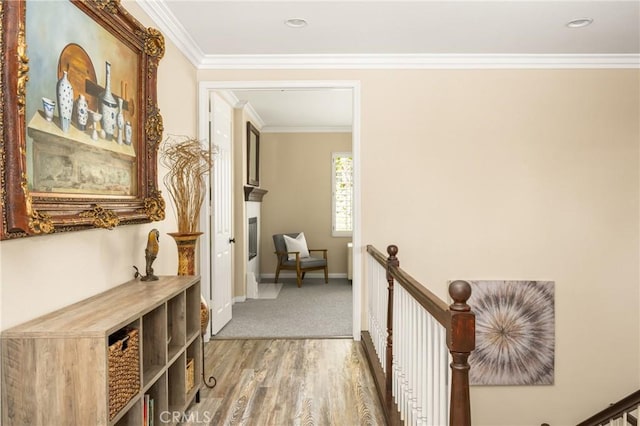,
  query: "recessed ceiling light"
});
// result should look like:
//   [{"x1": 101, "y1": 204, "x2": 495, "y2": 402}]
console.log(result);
[
  {"x1": 566, "y1": 18, "x2": 593, "y2": 28},
  {"x1": 285, "y1": 18, "x2": 308, "y2": 28}
]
